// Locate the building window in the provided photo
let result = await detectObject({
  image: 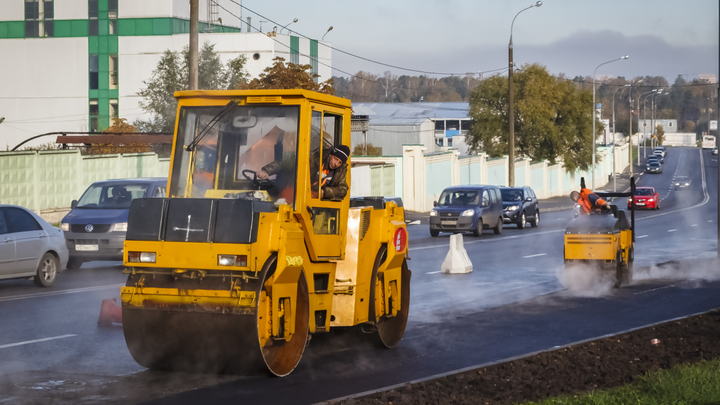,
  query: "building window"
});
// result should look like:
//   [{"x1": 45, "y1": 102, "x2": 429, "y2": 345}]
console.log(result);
[
  {"x1": 88, "y1": 0, "x2": 98, "y2": 36},
  {"x1": 89, "y1": 99, "x2": 99, "y2": 132},
  {"x1": 435, "y1": 120, "x2": 445, "y2": 130},
  {"x1": 109, "y1": 55, "x2": 119, "y2": 89},
  {"x1": 110, "y1": 99, "x2": 119, "y2": 123},
  {"x1": 25, "y1": 0, "x2": 53, "y2": 37},
  {"x1": 89, "y1": 54, "x2": 99, "y2": 89}
]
